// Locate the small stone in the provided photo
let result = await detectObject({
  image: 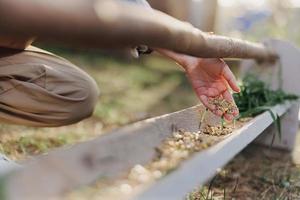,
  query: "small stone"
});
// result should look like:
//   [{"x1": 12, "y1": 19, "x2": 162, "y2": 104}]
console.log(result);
[
  {"x1": 131, "y1": 165, "x2": 148, "y2": 174},
  {"x1": 136, "y1": 174, "x2": 151, "y2": 183},
  {"x1": 152, "y1": 170, "x2": 163, "y2": 179},
  {"x1": 120, "y1": 184, "x2": 132, "y2": 194}
]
